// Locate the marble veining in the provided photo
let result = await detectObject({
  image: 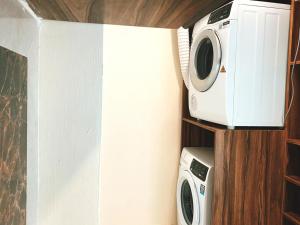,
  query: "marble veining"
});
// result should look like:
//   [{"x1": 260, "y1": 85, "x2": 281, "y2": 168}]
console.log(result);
[{"x1": 0, "y1": 46, "x2": 27, "y2": 225}]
